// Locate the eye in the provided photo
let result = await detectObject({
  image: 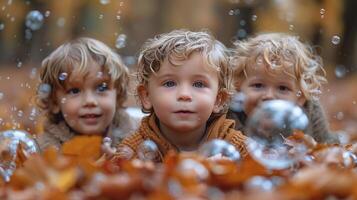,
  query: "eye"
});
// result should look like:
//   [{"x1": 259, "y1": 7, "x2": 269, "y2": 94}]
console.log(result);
[
  {"x1": 163, "y1": 80, "x2": 176, "y2": 87},
  {"x1": 278, "y1": 85, "x2": 290, "y2": 92},
  {"x1": 250, "y1": 83, "x2": 263, "y2": 89},
  {"x1": 193, "y1": 81, "x2": 205, "y2": 88},
  {"x1": 97, "y1": 82, "x2": 109, "y2": 92},
  {"x1": 67, "y1": 88, "x2": 80, "y2": 95}
]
